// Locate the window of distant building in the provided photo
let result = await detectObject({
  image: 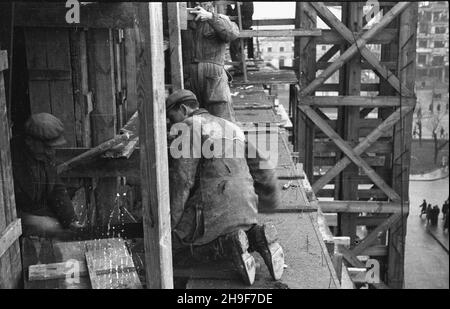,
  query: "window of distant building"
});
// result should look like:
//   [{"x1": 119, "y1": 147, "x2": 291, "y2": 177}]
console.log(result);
[
  {"x1": 419, "y1": 23, "x2": 428, "y2": 34},
  {"x1": 435, "y1": 26, "x2": 446, "y2": 34},
  {"x1": 418, "y1": 54, "x2": 427, "y2": 64},
  {"x1": 433, "y1": 12, "x2": 441, "y2": 22},
  {"x1": 268, "y1": 47, "x2": 272, "y2": 52},
  {"x1": 322, "y1": 45, "x2": 327, "y2": 51},
  {"x1": 434, "y1": 41, "x2": 445, "y2": 48},
  {"x1": 425, "y1": 11, "x2": 432, "y2": 21},
  {"x1": 419, "y1": 40, "x2": 427, "y2": 48},
  {"x1": 432, "y1": 55, "x2": 444, "y2": 66},
  {"x1": 279, "y1": 57, "x2": 285, "y2": 68},
  {"x1": 280, "y1": 46, "x2": 284, "y2": 52}
]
